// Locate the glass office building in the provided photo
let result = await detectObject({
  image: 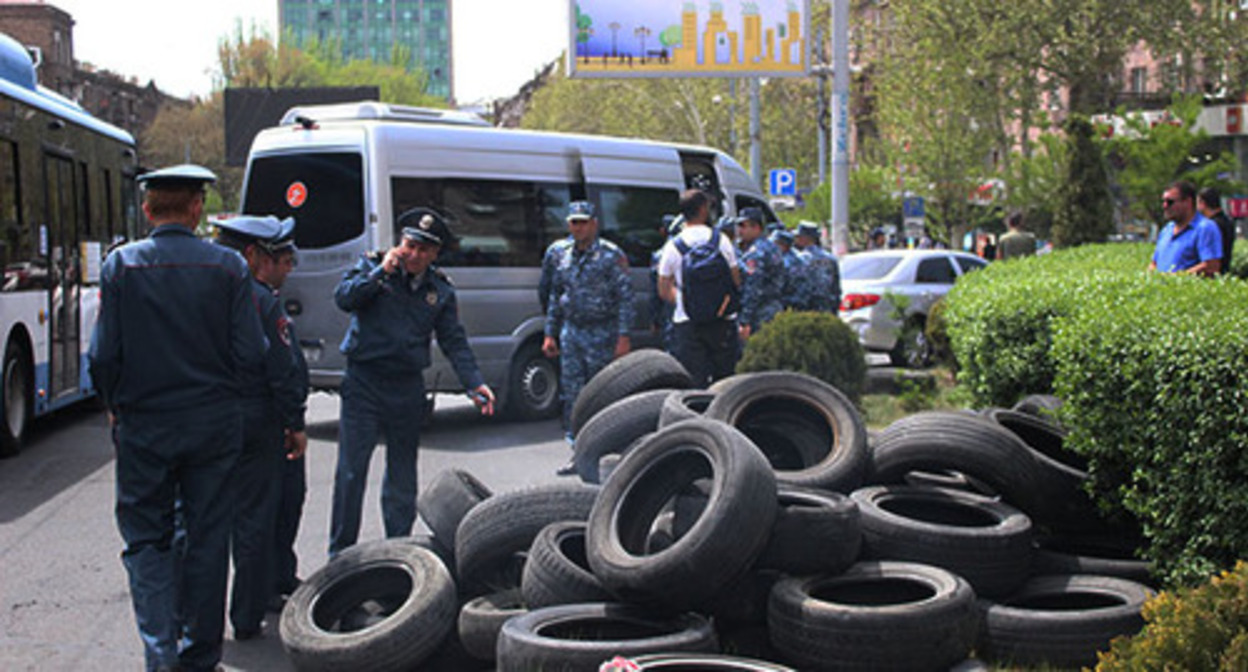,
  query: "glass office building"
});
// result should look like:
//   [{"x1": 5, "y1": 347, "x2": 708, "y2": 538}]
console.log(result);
[{"x1": 279, "y1": 0, "x2": 452, "y2": 100}]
